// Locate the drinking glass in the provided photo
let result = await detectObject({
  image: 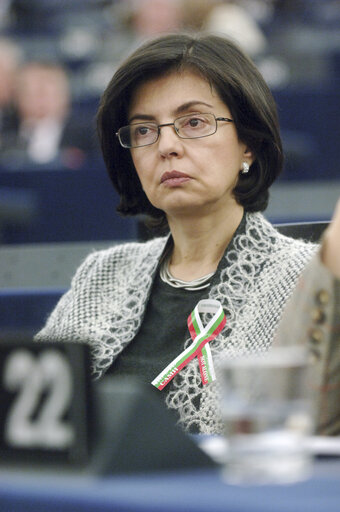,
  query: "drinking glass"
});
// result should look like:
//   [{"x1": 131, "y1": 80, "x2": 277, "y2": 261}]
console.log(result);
[{"x1": 220, "y1": 346, "x2": 315, "y2": 485}]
